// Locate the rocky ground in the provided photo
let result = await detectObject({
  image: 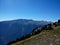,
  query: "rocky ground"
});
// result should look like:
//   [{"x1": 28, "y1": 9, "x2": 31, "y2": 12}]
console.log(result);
[{"x1": 11, "y1": 26, "x2": 60, "y2": 45}]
